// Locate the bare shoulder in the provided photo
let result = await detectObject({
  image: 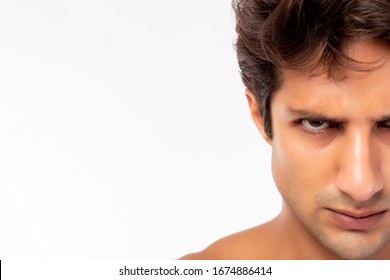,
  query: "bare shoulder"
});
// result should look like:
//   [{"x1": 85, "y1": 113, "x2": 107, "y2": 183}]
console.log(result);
[{"x1": 179, "y1": 219, "x2": 279, "y2": 260}]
